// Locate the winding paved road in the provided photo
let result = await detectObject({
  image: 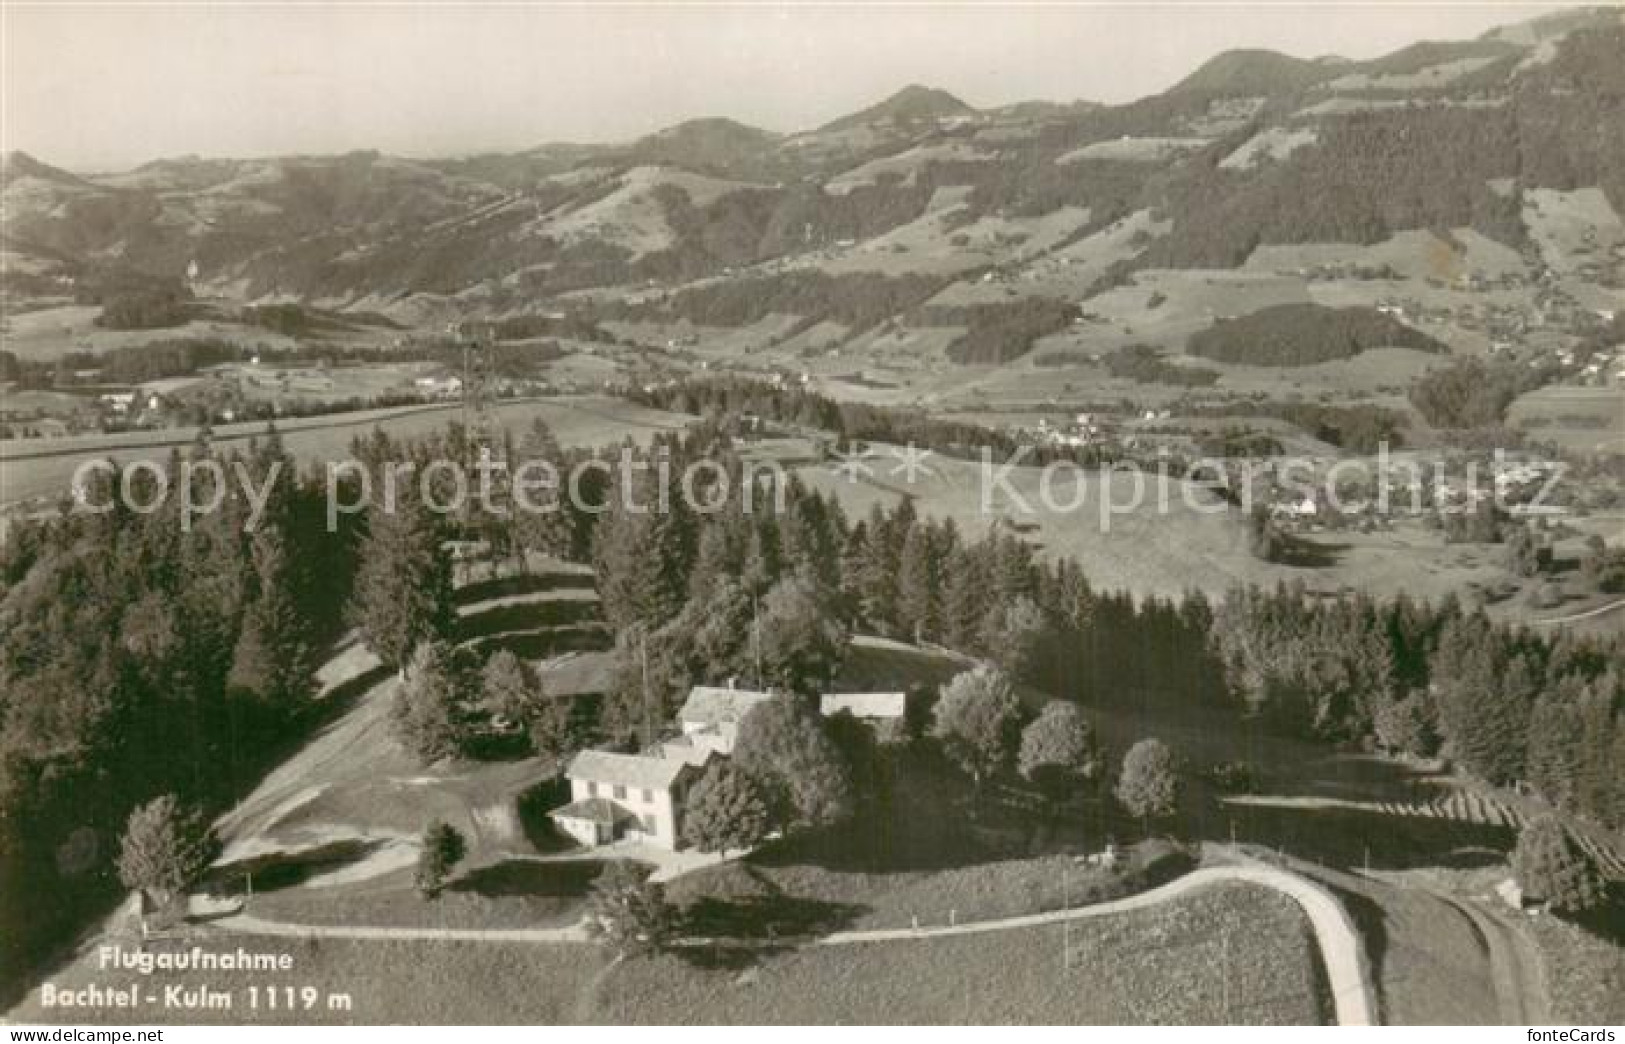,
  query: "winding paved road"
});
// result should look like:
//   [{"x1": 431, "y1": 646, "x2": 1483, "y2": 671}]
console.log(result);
[
  {"x1": 210, "y1": 858, "x2": 1378, "y2": 1025},
  {"x1": 1528, "y1": 597, "x2": 1625, "y2": 627},
  {"x1": 818, "y1": 862, "x2": 1377, "y2": 1027},
  {"x1": 212, "y1": 910, "x2": 589, "y2": 943}
]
